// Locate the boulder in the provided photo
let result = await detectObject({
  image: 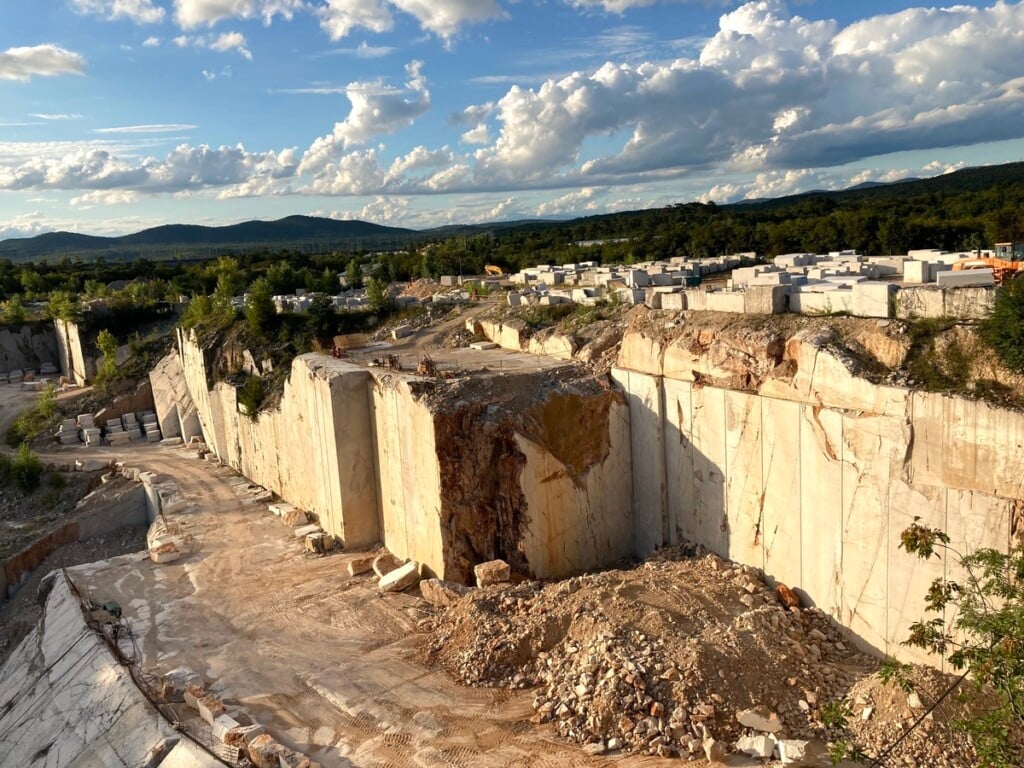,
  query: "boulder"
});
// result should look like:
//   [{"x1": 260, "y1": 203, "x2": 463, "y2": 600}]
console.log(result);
[
  {"x1": 226, "y1": 723, "x2": 266, "y2": 749},
  {"x1": 346, "y1": 554, "x2": 376, "y2": 577},
  {"x1": 197, "y1": 694, "x2": 226, "y2": 725},
  {"x1": 248, "y1": 734, "x2": 286, "y2": 768},
  {"x1": 702, "y1": 737, "x2": 727, "y2": 764},
  {"x1": 776, "y1": 583, "x2": 801, "y2": 609},
  {"x1": 474, "y1": 559, "x2": 511, "y2": 587},
  {"x1": 737, "y1": 733, "x2": 775, "y2": 759},
  {"x1": 736, "y1": 706, "x2": 783, "y2": 733},
  {"x1": 372, "y1": 551, "x2": 403, "y2": 578},
  {"x1": 419, "y1": 579, "x2": 471, "y2": 607},
  {"x1": 159, "y1": 667, "x2": 201, "y2": 702},
  {"x1": 212, "y1": 714, "x2": 241, "y2": 743},
  {"x1": 379, "y1": 561, "x2": 421, "y2": 593},
  {"x1": 776, "y1": 739, "x2": 828, "y2": 766}
]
